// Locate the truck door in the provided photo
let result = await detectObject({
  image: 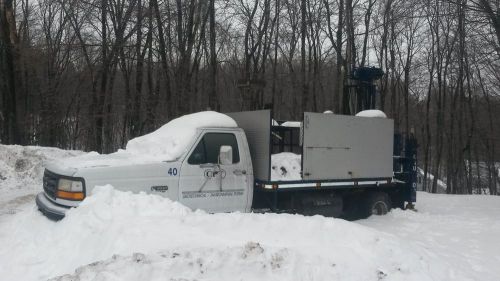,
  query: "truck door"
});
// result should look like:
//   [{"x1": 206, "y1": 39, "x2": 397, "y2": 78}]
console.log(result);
[{"x1": 178, "y1": 131, "x2": 249, "y2": 213}]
